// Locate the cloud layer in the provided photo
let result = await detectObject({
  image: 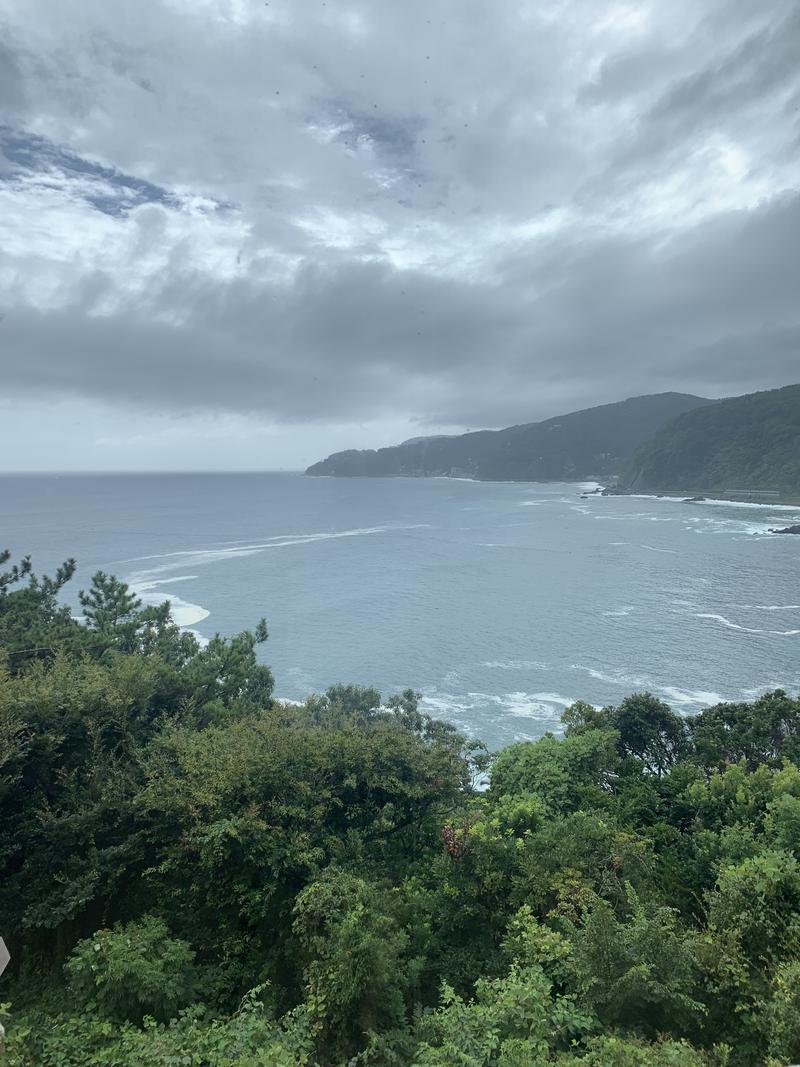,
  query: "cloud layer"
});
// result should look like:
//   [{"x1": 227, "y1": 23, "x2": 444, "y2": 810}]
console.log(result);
[{"x1": 1, "y1": 0, "x2": 798, "y2": 466}]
